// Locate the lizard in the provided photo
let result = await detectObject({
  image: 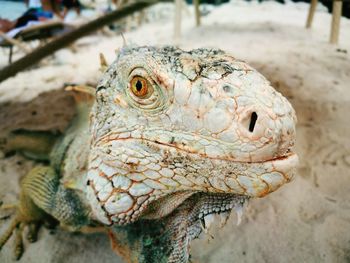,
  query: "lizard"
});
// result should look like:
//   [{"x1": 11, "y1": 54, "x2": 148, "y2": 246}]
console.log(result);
[{"x1": 0, "y1": 46, "x2": 298, "y2": 263}]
